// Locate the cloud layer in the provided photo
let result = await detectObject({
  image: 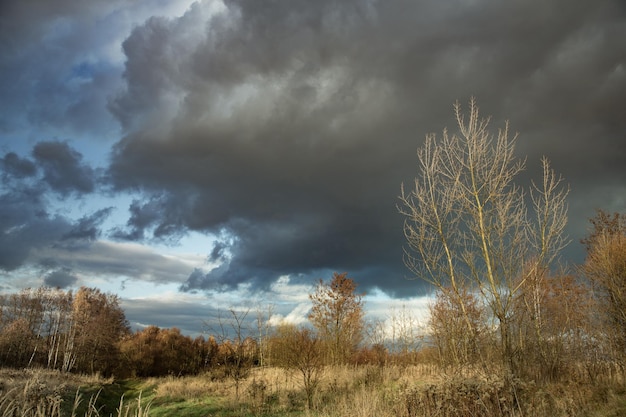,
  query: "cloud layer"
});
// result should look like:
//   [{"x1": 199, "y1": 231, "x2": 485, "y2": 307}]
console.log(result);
[
  {"x1": 1, "y1": 0, "x2": 625, "y2": 305},
  {"x1": 109, "y1": 0, "x2": 626, "y2": 293}
]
